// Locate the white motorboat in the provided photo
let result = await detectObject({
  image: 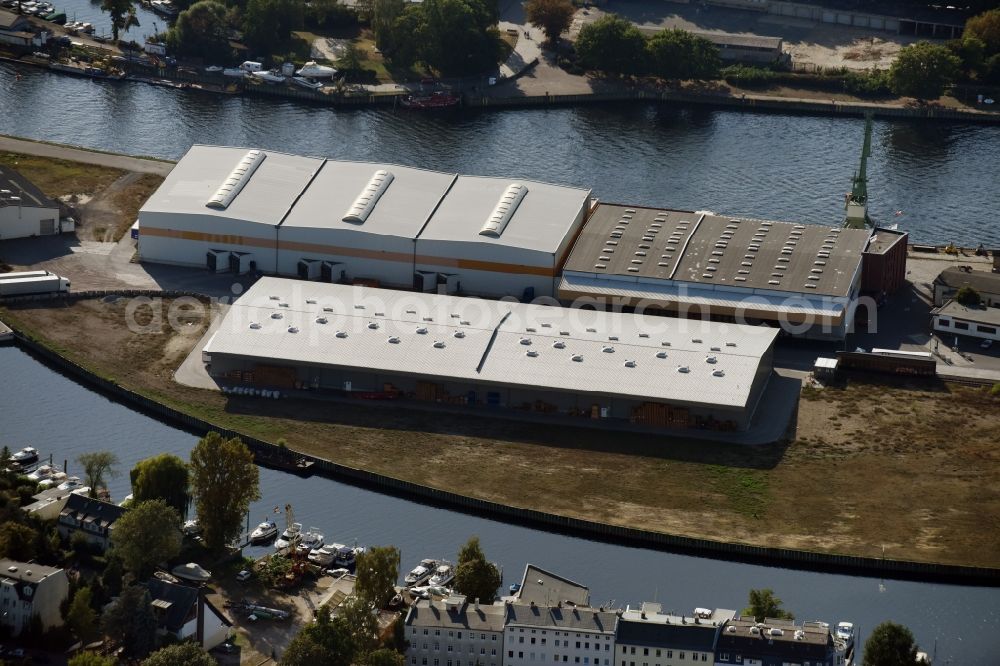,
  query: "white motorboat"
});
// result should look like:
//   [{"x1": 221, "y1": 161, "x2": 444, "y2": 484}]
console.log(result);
[
  {"x1": 57, "y1": 476, "x2": 84, "y2": 491},
  {"x1": 296, "y1": 527, "x2": 324, "y2": 556},
  {"x1": 250, "y1": 520, "x2": 278, "y2": 543},
  {"x1": 308, "y1": 544, "x2": 337, "y2": 566},
  {"x1": 291, "y1": 76, "x2": 323, "y2": 90},
  {"x1": 274, "y1": 522, "x2": 302, "y2": 552},
  {"x1": 428, "y1": 563, "x2": 454, "y2": 587},
  {"x1": 11, "y1": 447, "x2": 39, "y2": 465},
  {"x1": 404, "y1": 558, "x2": 437, "y2": 587},
  {"x1": 295, "y1": 61, "x2": 337, "y2": 78},
  {"x1": 26, "y1": 464, "x2": 55, "y2": 482},
  {"x1": 251, "y1": 70, "x2": 286, "y2": 84},
  {"x1": 223, "y1": 68, "x2": 246, "y2": 78},
  {"x1": 38, "y1": 471, "x2": 68, "y2": 489},
  {"x1": 204, "y1": 65, "x2": 223, "y2": 73},
  {"x1": 172, "y1": 562, "x2": 211, "y2": 583},
  {"x1": 333, "y1": 544, "x2": 357, "y2": 569},
  {"x1": 836, "y1": 621, "x2": 855, "y2": 648}
]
